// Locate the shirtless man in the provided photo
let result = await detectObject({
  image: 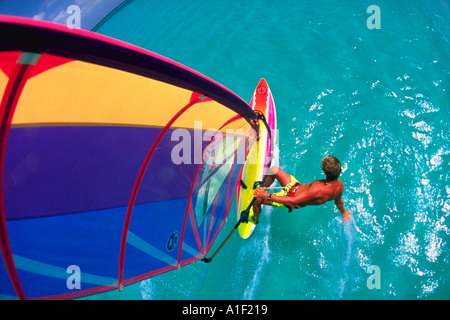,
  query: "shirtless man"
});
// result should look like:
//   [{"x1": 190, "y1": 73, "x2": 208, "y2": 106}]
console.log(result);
[{"x1": 252, "y1": 155, "x2": 352, "y2": 223}]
